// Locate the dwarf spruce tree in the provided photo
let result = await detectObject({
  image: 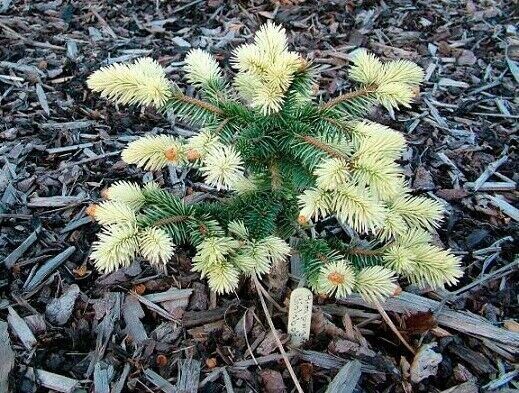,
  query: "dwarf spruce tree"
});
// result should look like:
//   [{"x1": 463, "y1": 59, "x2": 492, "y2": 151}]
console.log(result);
[{"x1": 86, "y1": 22, "x2": 462, "y2": 301}]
